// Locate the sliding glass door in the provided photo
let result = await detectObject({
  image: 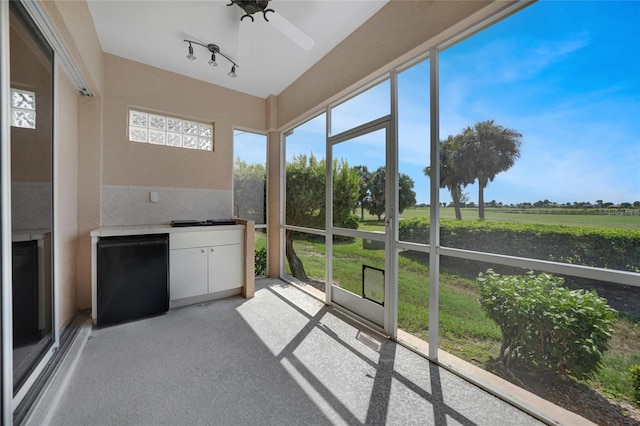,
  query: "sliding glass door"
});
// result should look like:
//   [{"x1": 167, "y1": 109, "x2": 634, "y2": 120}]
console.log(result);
[{"x1": 9, "y1": 0, "x2": 55, "y2": 401}]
